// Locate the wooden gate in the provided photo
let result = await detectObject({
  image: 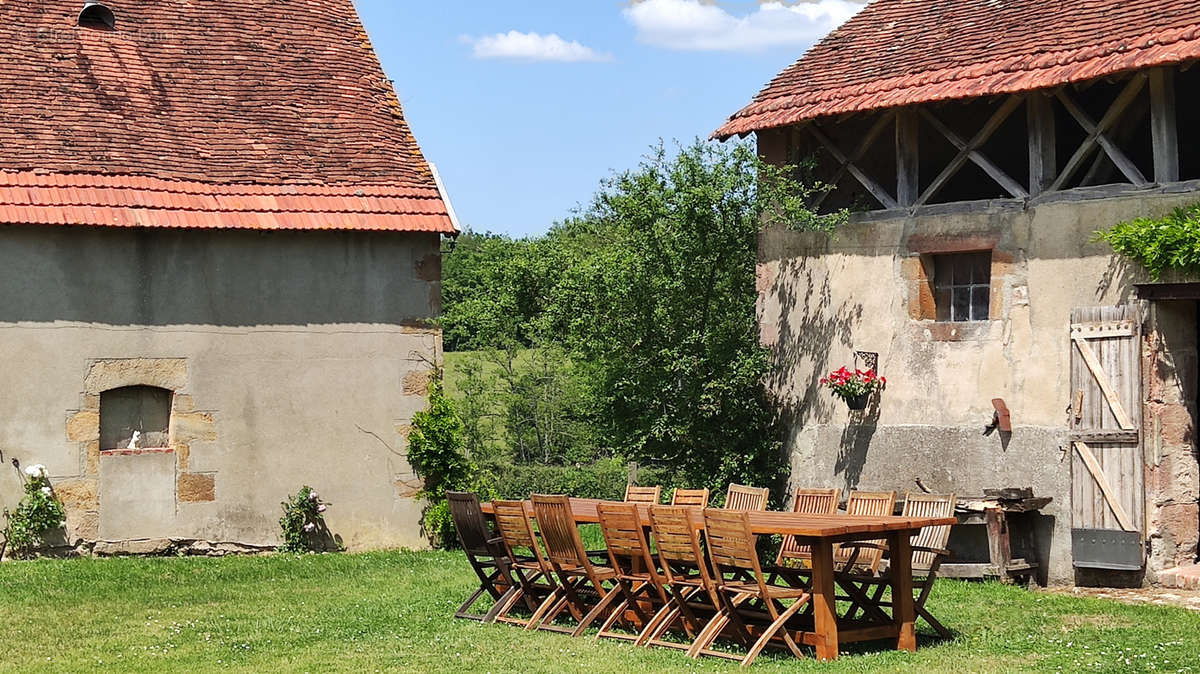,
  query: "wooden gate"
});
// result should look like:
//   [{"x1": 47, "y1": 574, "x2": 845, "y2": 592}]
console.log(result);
[{"x1": 1069, "y1": 305, "x2": 1145, "y2": 570}]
